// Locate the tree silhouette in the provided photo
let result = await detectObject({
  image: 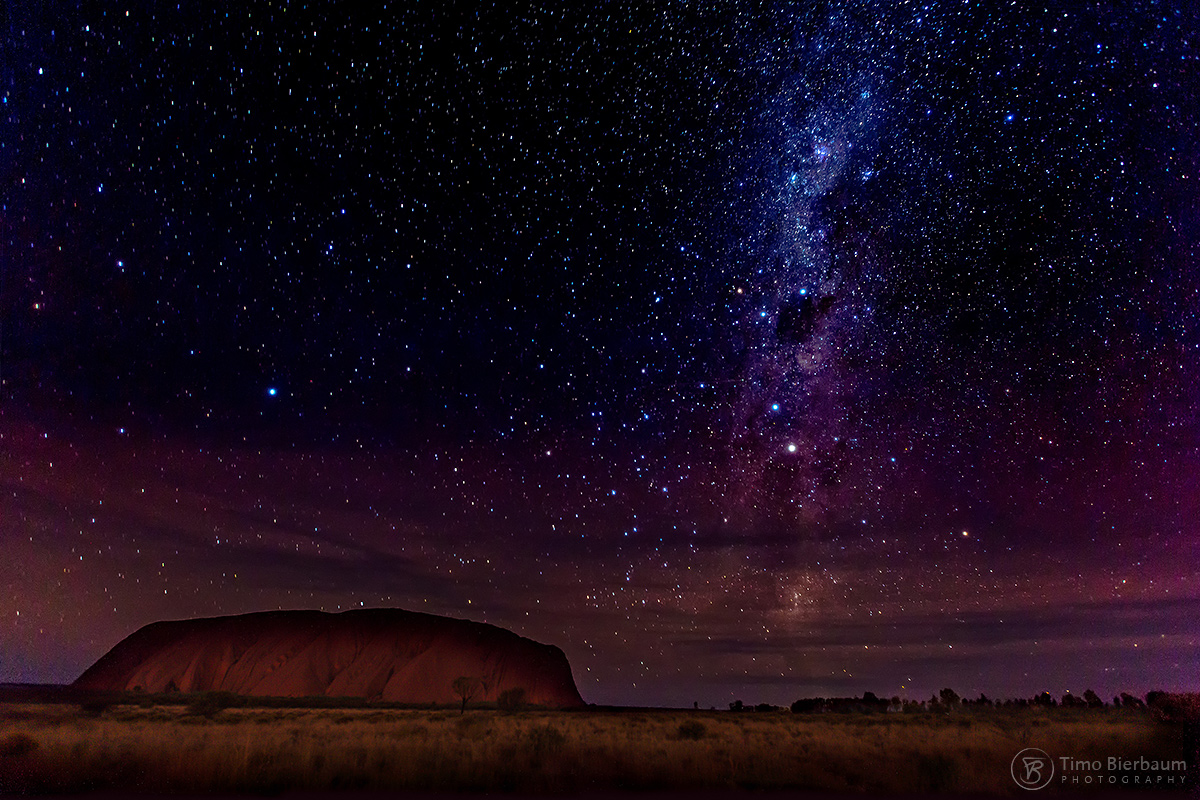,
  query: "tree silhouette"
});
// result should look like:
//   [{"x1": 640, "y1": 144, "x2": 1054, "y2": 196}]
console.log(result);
[
  {"x1": 451, "y1": 676, "x2": 481, "y2": 715},
  {"x1": 1120, "y1": 692, "x2": 1145, "y2": 709},
  {"x1": 1034, "y1": 691, "x2": 1056, "y2": 707},
  {"x1": 1083, "y1": 689, "x2": 1103, "y2": 708}
]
